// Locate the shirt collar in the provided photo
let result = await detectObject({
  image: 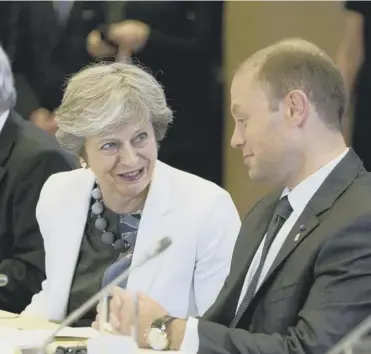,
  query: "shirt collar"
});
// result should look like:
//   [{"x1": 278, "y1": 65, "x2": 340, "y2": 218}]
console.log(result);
[
  {"x1": 0, "y1": 110, "x2": 9, "y2": 134},
  {"x1": 281, "y1": 148, "x2": 349, "y2": 216}
]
